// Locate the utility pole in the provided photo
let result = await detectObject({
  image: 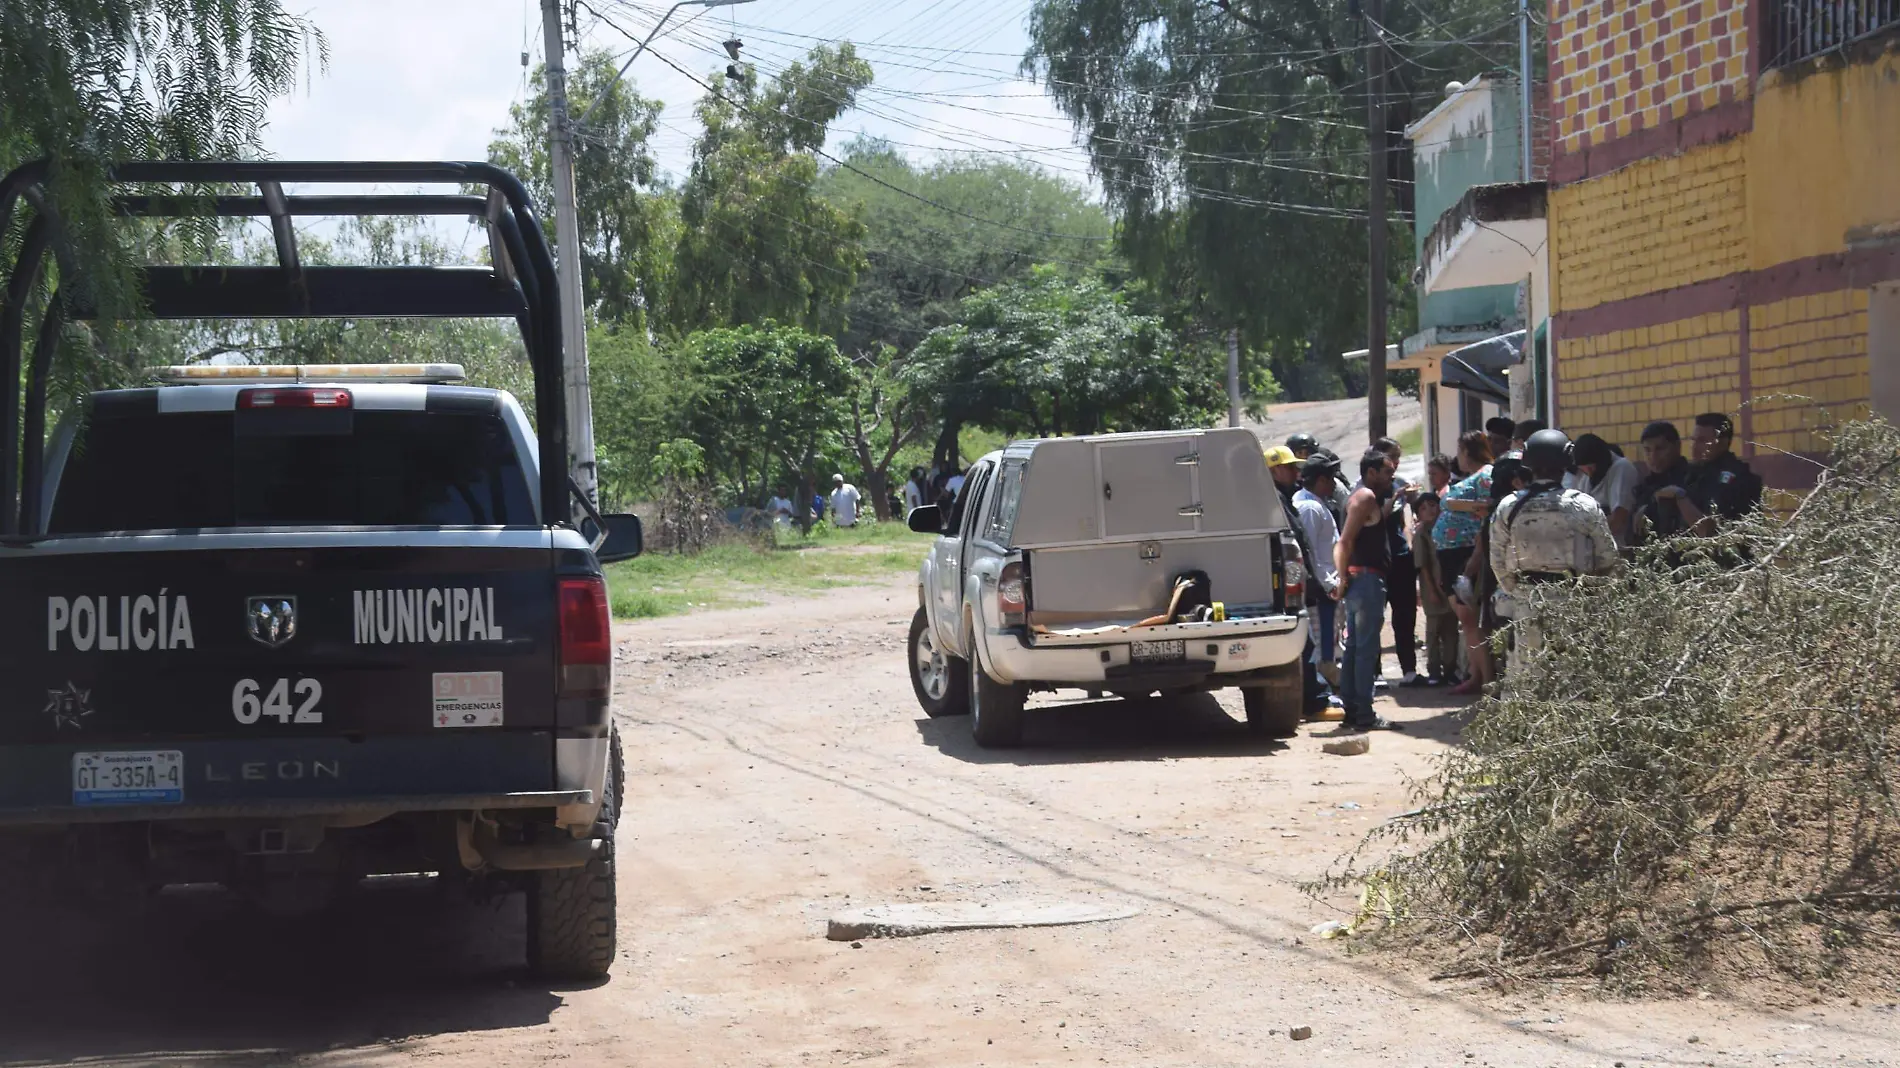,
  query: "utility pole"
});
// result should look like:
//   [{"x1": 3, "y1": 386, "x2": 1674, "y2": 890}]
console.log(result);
[
  {"x1": 1365, "y1": 0, "x2": 1388, "y2": 441},
  {"x1": 540, "y1": 0, "x2": 597, "y2": 510},
  {"x1": 1226, "y1": 327, "x2": 1241, "y2": 427},
  {"x1": 1519, "y1": 0, "x2": 1533, "y2": 180}
]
